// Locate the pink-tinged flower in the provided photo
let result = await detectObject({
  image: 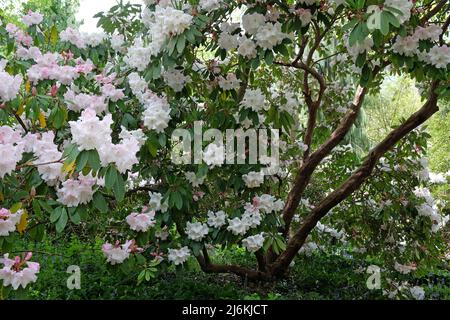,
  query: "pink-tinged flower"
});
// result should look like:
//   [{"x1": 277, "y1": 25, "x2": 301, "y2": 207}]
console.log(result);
[
  {"x1": 394, "y1": 262, "x2": 417, "y2": 274},
  {"x1": 22, "y1": 10, "x2": 43, "y2": 27},
  {"x1": 102, "y1": 240, "x2": 142, "y2": 265},
  {"x1": 0, "y1": 252, "x2": 40, "y2": 290},
  {"x1": 126, "y1": 211, "x2": 156, "y2": 232},
  {"x1": 193, "y1": 191, "x2": 205, "y2": 201},
  {"x1": 49, "y1": 83, "x2": 59, "y2": 97},
  {"x1": 74, "y1": 58, "x2": 94, "y2": 74},
  {"x1": 6, "y1": 23, "x2": 19, "y2": 35},
  {"x1": 101, "y1": 83, "x2": 125, "y2": 102},
  {"x1": 0, "y1": 208, "x2": 24, "y2": 236}
]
